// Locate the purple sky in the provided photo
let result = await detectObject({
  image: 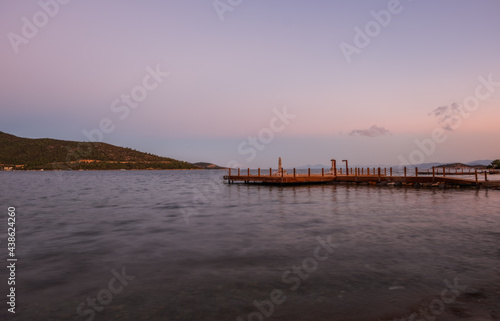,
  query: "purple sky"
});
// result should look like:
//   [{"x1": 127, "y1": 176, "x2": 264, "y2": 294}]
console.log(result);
[{"x1": 1, "y1": 0, "x2": 499, "y2": 167}]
